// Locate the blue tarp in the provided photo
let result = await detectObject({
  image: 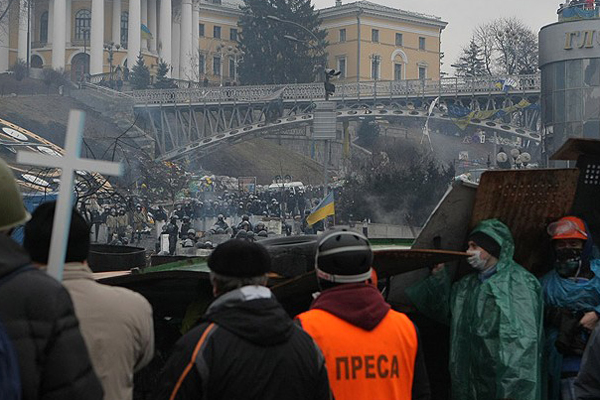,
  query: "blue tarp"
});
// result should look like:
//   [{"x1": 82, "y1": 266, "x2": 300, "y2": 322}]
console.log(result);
[{"x1": 11, "y1": 193, "x2": 57, "y2": 244}]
